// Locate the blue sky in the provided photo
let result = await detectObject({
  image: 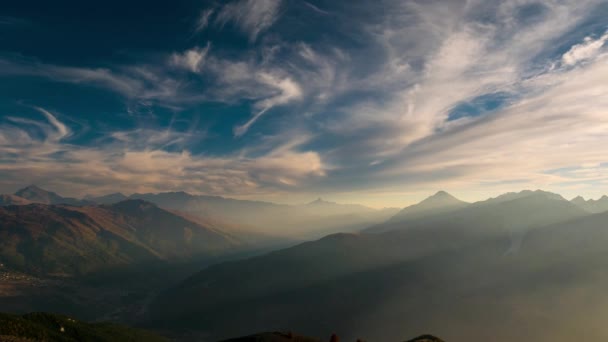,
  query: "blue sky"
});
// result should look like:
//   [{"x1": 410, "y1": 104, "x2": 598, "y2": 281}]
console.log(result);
[{"x1": 0, "y1": 0, "x2": 607, "y2": 207}]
